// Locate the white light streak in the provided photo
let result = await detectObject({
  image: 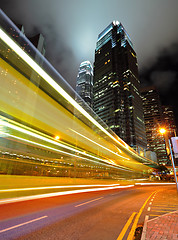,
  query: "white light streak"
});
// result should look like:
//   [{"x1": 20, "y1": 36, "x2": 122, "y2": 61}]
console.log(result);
[
  {"x1": 0, "y1": 184, "x2": 120, "y2": 192},
  {"x1": 0, "y1": 185, "x2": 134, "y2": 205}
]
